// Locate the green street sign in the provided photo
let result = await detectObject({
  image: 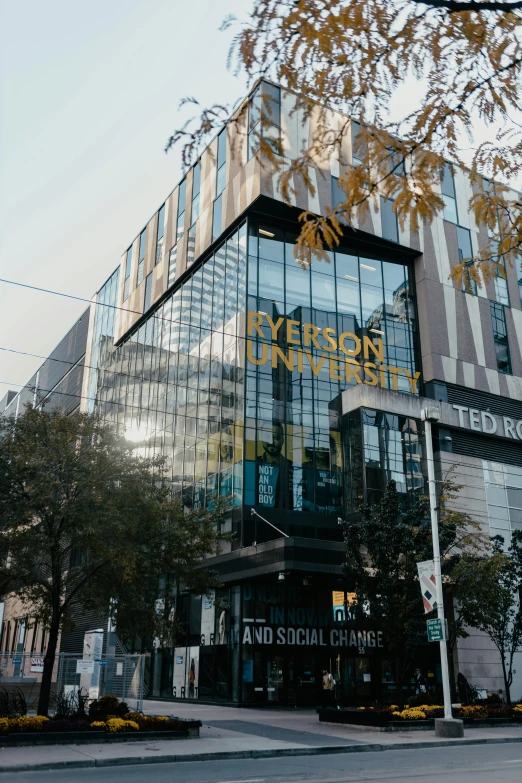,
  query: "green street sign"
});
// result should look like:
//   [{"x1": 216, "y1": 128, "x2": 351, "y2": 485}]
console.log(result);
[{"x1": 427, "y1": 618, "x2": 444, "y2": 642}]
